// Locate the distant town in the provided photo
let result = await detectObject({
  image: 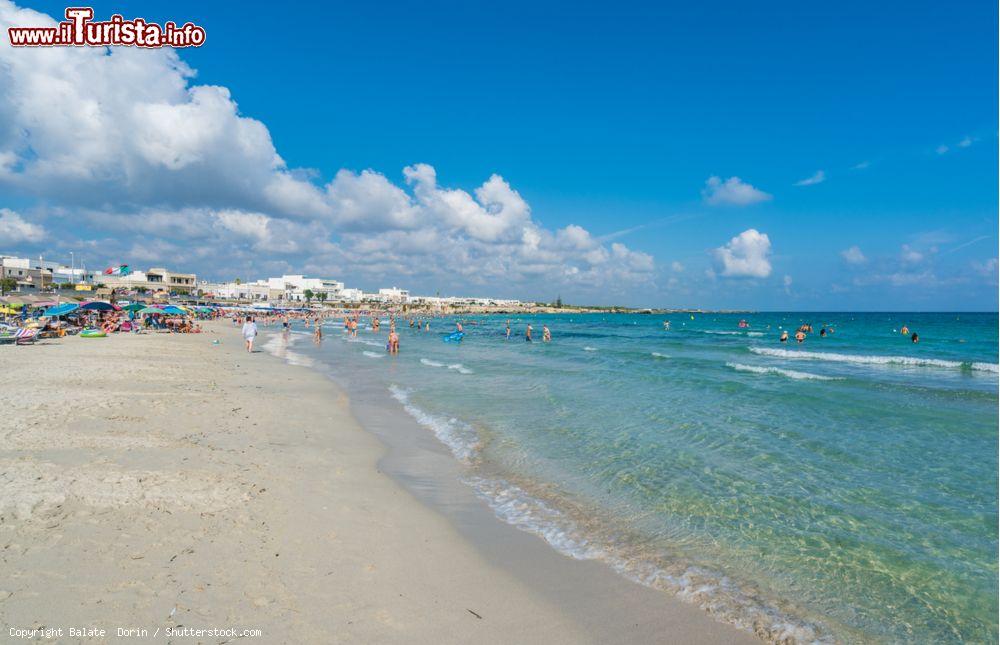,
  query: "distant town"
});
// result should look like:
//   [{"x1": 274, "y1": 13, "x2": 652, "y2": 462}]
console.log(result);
[
  {"x1": 0, "y1": 252, "x2": 743, "y2": 314},
  {"x1": 0, "y1": 252, "x2": 529, "y2": 308}
]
